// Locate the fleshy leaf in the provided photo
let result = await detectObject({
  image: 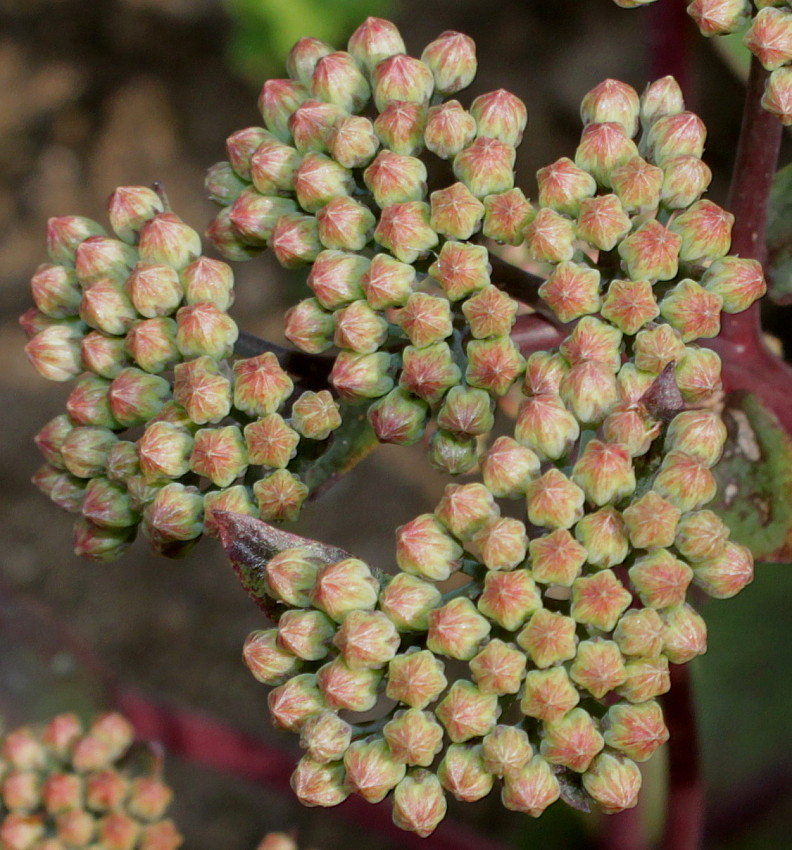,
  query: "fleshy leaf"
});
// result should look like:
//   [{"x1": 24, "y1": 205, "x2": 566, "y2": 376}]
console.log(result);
[{"x1": 710, "y1": 392, "x2": 792, "y2": 559}]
